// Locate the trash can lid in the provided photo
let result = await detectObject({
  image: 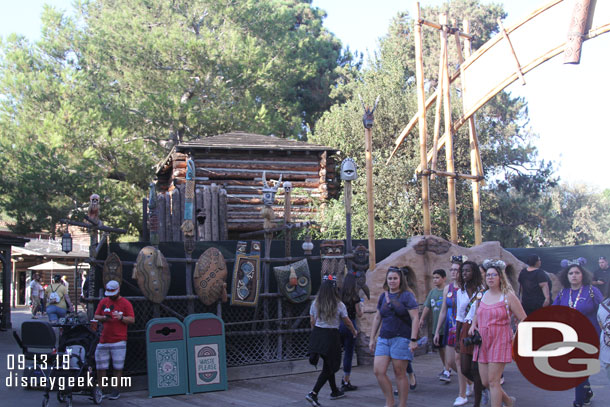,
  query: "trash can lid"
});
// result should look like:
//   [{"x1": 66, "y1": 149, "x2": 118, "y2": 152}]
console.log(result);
[{"x1": 149, "y1": 322, "x2": 184, "y2": 342}]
